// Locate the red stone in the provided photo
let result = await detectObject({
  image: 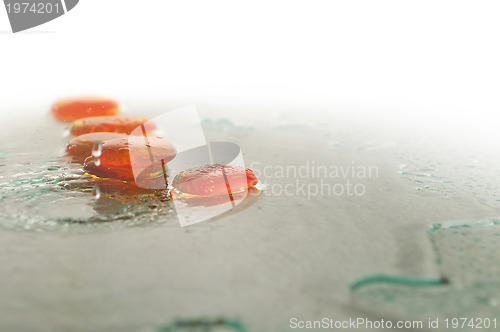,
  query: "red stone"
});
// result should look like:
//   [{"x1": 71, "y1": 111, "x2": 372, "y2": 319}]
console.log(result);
[
  {"x1": 84, "y1": 136, "x2": 176, "y2": 184},
  {"x1": 70, "y1": 116, "x2": 156, "y2": 137},
  {"x1": 51, "y1": 97, "x2": 119, "y2": 122},
  {"x1": 171, "y1": 164, "x2": 258, "y2": 198},
  {"x1": 66, "y1": 132, "x2": 126, "y2": 162}
]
